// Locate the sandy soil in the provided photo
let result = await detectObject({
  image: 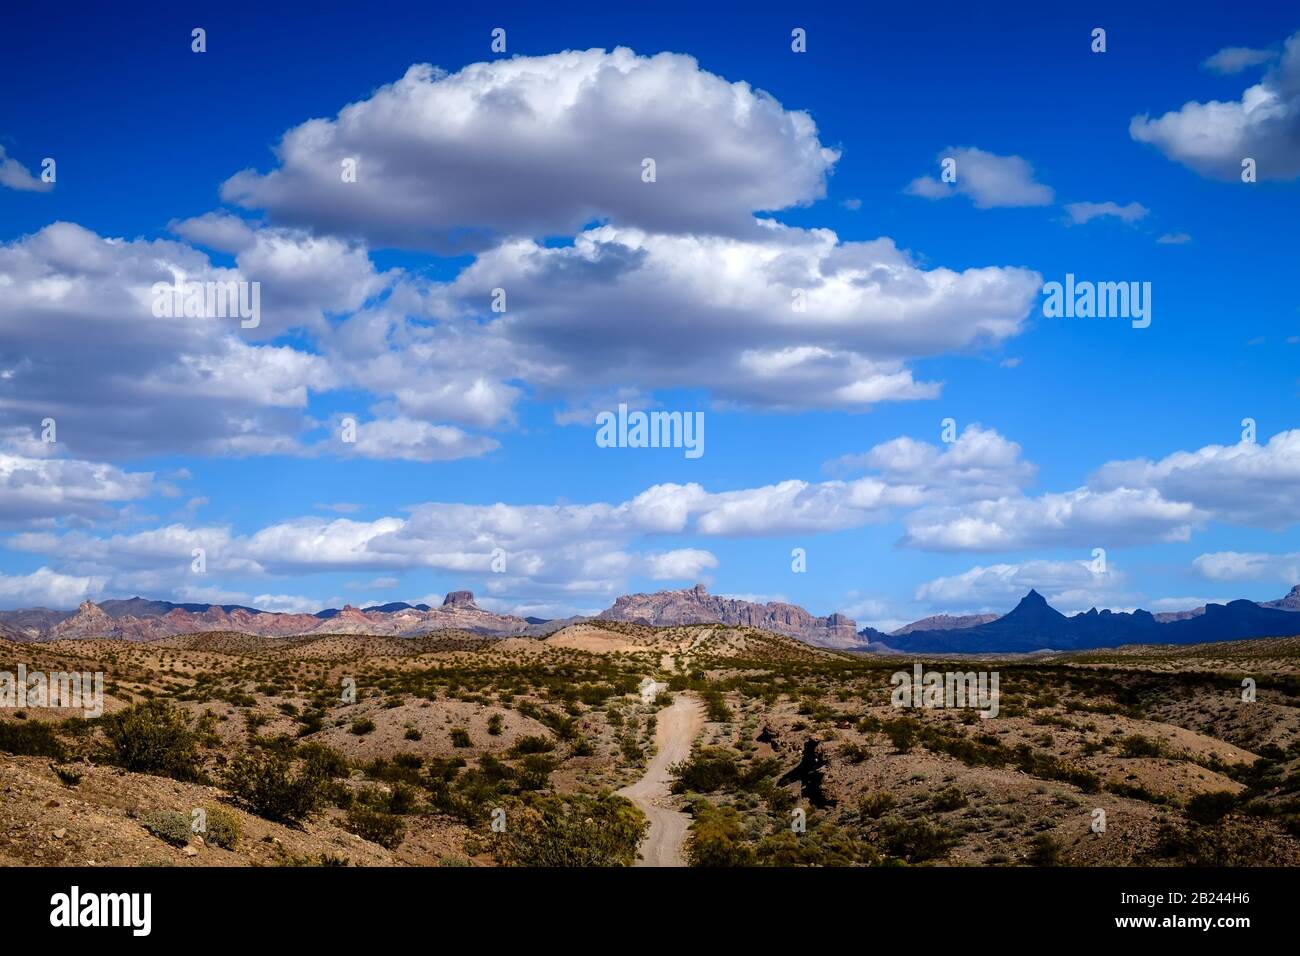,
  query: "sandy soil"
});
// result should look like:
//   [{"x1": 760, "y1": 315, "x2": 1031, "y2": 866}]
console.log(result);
[{"x1": 616, "y1": 692, "x2": 704, "y2": 867}]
